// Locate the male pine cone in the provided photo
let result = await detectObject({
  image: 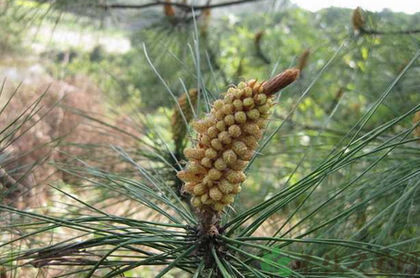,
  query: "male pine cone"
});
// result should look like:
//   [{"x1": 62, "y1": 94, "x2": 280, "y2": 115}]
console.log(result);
[
  {"x1": 297, "y1": 48, "x2": 310, "y2": 72},
  {"x1": 352, "y1": 7, "x2": 365, "y2": 32},
  {"x1": 177, "y1": 69, "x2": 299, "y2": 212}
]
